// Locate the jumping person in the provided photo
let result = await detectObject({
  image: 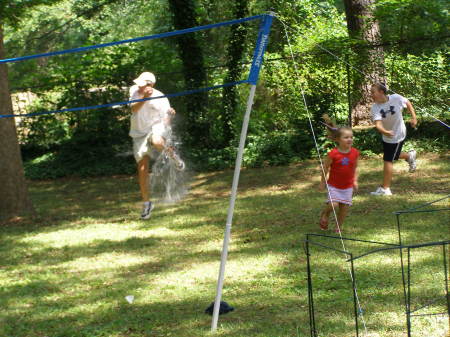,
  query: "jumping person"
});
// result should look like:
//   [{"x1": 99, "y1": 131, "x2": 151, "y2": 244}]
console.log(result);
[
  {"x1": 370, "y1": 83, "x2": 417, "y2": 196},
  {"x1": 319, "y1": 116, "x2": 359, "y2": 233},
  {"x1": 129, "y1": 72, "x2": 185, "y2": 220}
]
